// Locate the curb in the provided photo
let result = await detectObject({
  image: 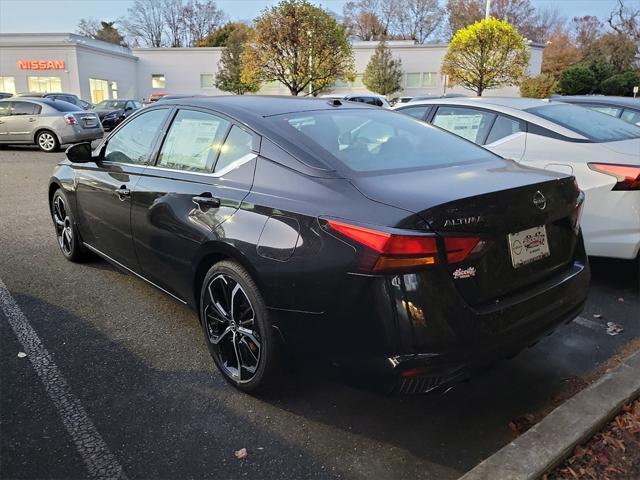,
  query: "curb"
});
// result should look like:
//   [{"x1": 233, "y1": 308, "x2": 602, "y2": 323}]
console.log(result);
[{"x1": 459, "y1": 350, "x2": 640, "y2": 480}]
